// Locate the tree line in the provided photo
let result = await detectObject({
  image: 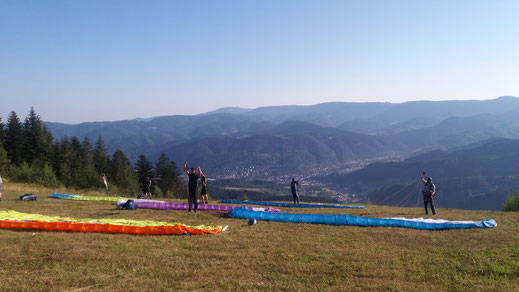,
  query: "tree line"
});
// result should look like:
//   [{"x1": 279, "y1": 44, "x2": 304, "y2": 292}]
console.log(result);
[{"x1": 0, "y1": 108, "x2": 183, "y2": 197}]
